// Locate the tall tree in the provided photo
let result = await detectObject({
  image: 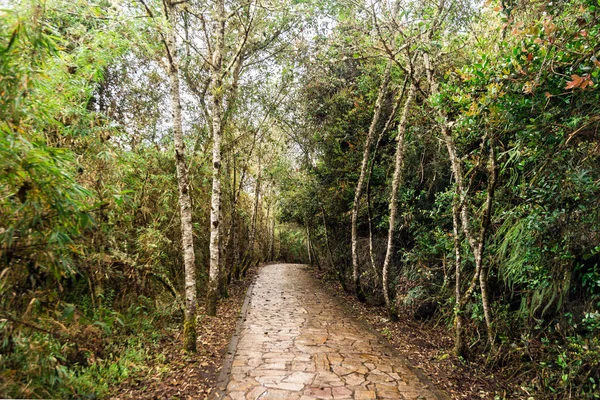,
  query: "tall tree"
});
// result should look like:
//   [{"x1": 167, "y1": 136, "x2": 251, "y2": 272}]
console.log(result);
[
  {"x1": 350, "y1": 60, "x2": 392, "y2": 300},
  {"x1": 381, "y1": 81, "x2": 416, "y2": 319},
  {"x1": 165, "y1": 0, "x2": 198, "y2": 351},
  {"x1": 207, "y1": 0, "x2": 226, "y2": 317}
]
